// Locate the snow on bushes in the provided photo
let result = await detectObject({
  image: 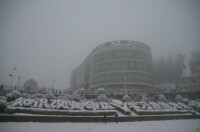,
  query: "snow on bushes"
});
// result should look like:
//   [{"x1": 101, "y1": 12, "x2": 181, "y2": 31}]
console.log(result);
[
  {"x1": 46, "y1": 91, "x2": 55, "y2": 101},
  {"x1": 58, "y1": 94, "x2": 71, "y2": 100},
  {"x1": 141, "y1": 94, "x2": 149, "y2": 102},
  {"x1": 175, "y1": 95, "x2": 183, "y2": 102},
  {"x1": 0, "y1": 99, "x2": 7, "y2": 113},
  {"x1": 31, "y1": 94, "x2": 45, "y2": 99},
  {"x1": 96, "y1": 94, "x2": 109, "y2": 102},
  {"x1": 0, "y1": 96, "x2": 7, "y2": 101},
  {"x1": 111, "y1": 99, "x2": 123, "y2": 106},
  {"x1": 197, "y1": 104, "x2": 200, "y2": 112},
  {"x1": 70, "y1": 89, "x2": 86, "y2": 102},
  {"x1": 110, "y1": 99, "x2": 131, "y2": 115},
  {"x1": 122, "y1": 95, "x2": 132, "y2": 102},
  {"x1": 158, "y1": 94, "x2": 168, "y2": 103},
  {"x1": 70, "y1": 94, "x2": 85, "y2": 102},
  {"x1": 5, "y1": 107, "x2": 116, "y2": 116},
  {"x1": 5, "y1": 90, "x2": 21, "y2": 101},
  {"x1": 182, "y1": 98, "x2": 190, "y2": 105},
  {"x1": 6, "y1": 97, "x2": 116, "y2": 115},
  {"x1": 9, "y1": 97, "x2": 115, "y2": 111},
  {"x1": 77, "y1": 88, "x2": 85, "y2": 94},
  {"x1": 127, "y1": 101, "x2": 194, "y2": 115},
  {"x1": 188, "y1": 101, "x2": 197, "y2": 109},
  {"x1": 95, "y1": 88, "x2": 106, "y2": 95},
  {"x1": 21, "y1": 93, "x2": 30, "y2": 98}
]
